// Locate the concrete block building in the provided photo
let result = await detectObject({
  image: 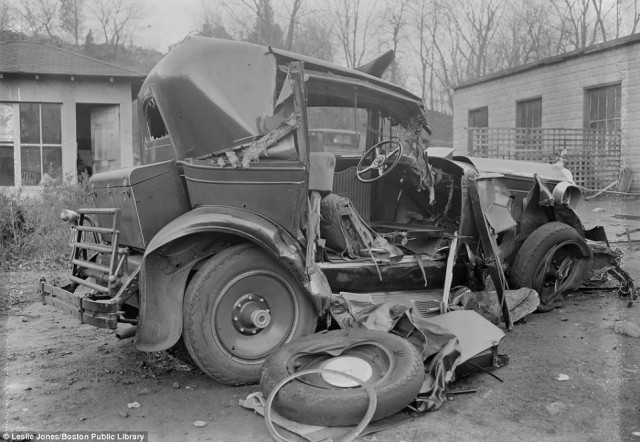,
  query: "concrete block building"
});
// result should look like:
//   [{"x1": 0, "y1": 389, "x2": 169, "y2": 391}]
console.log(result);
[
  {"x1": 453, "y1": 34, "x2": 640, "y2": 191},
  {"x1": 0, "y1": 41, "x2": 145, "y2": 189}
]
